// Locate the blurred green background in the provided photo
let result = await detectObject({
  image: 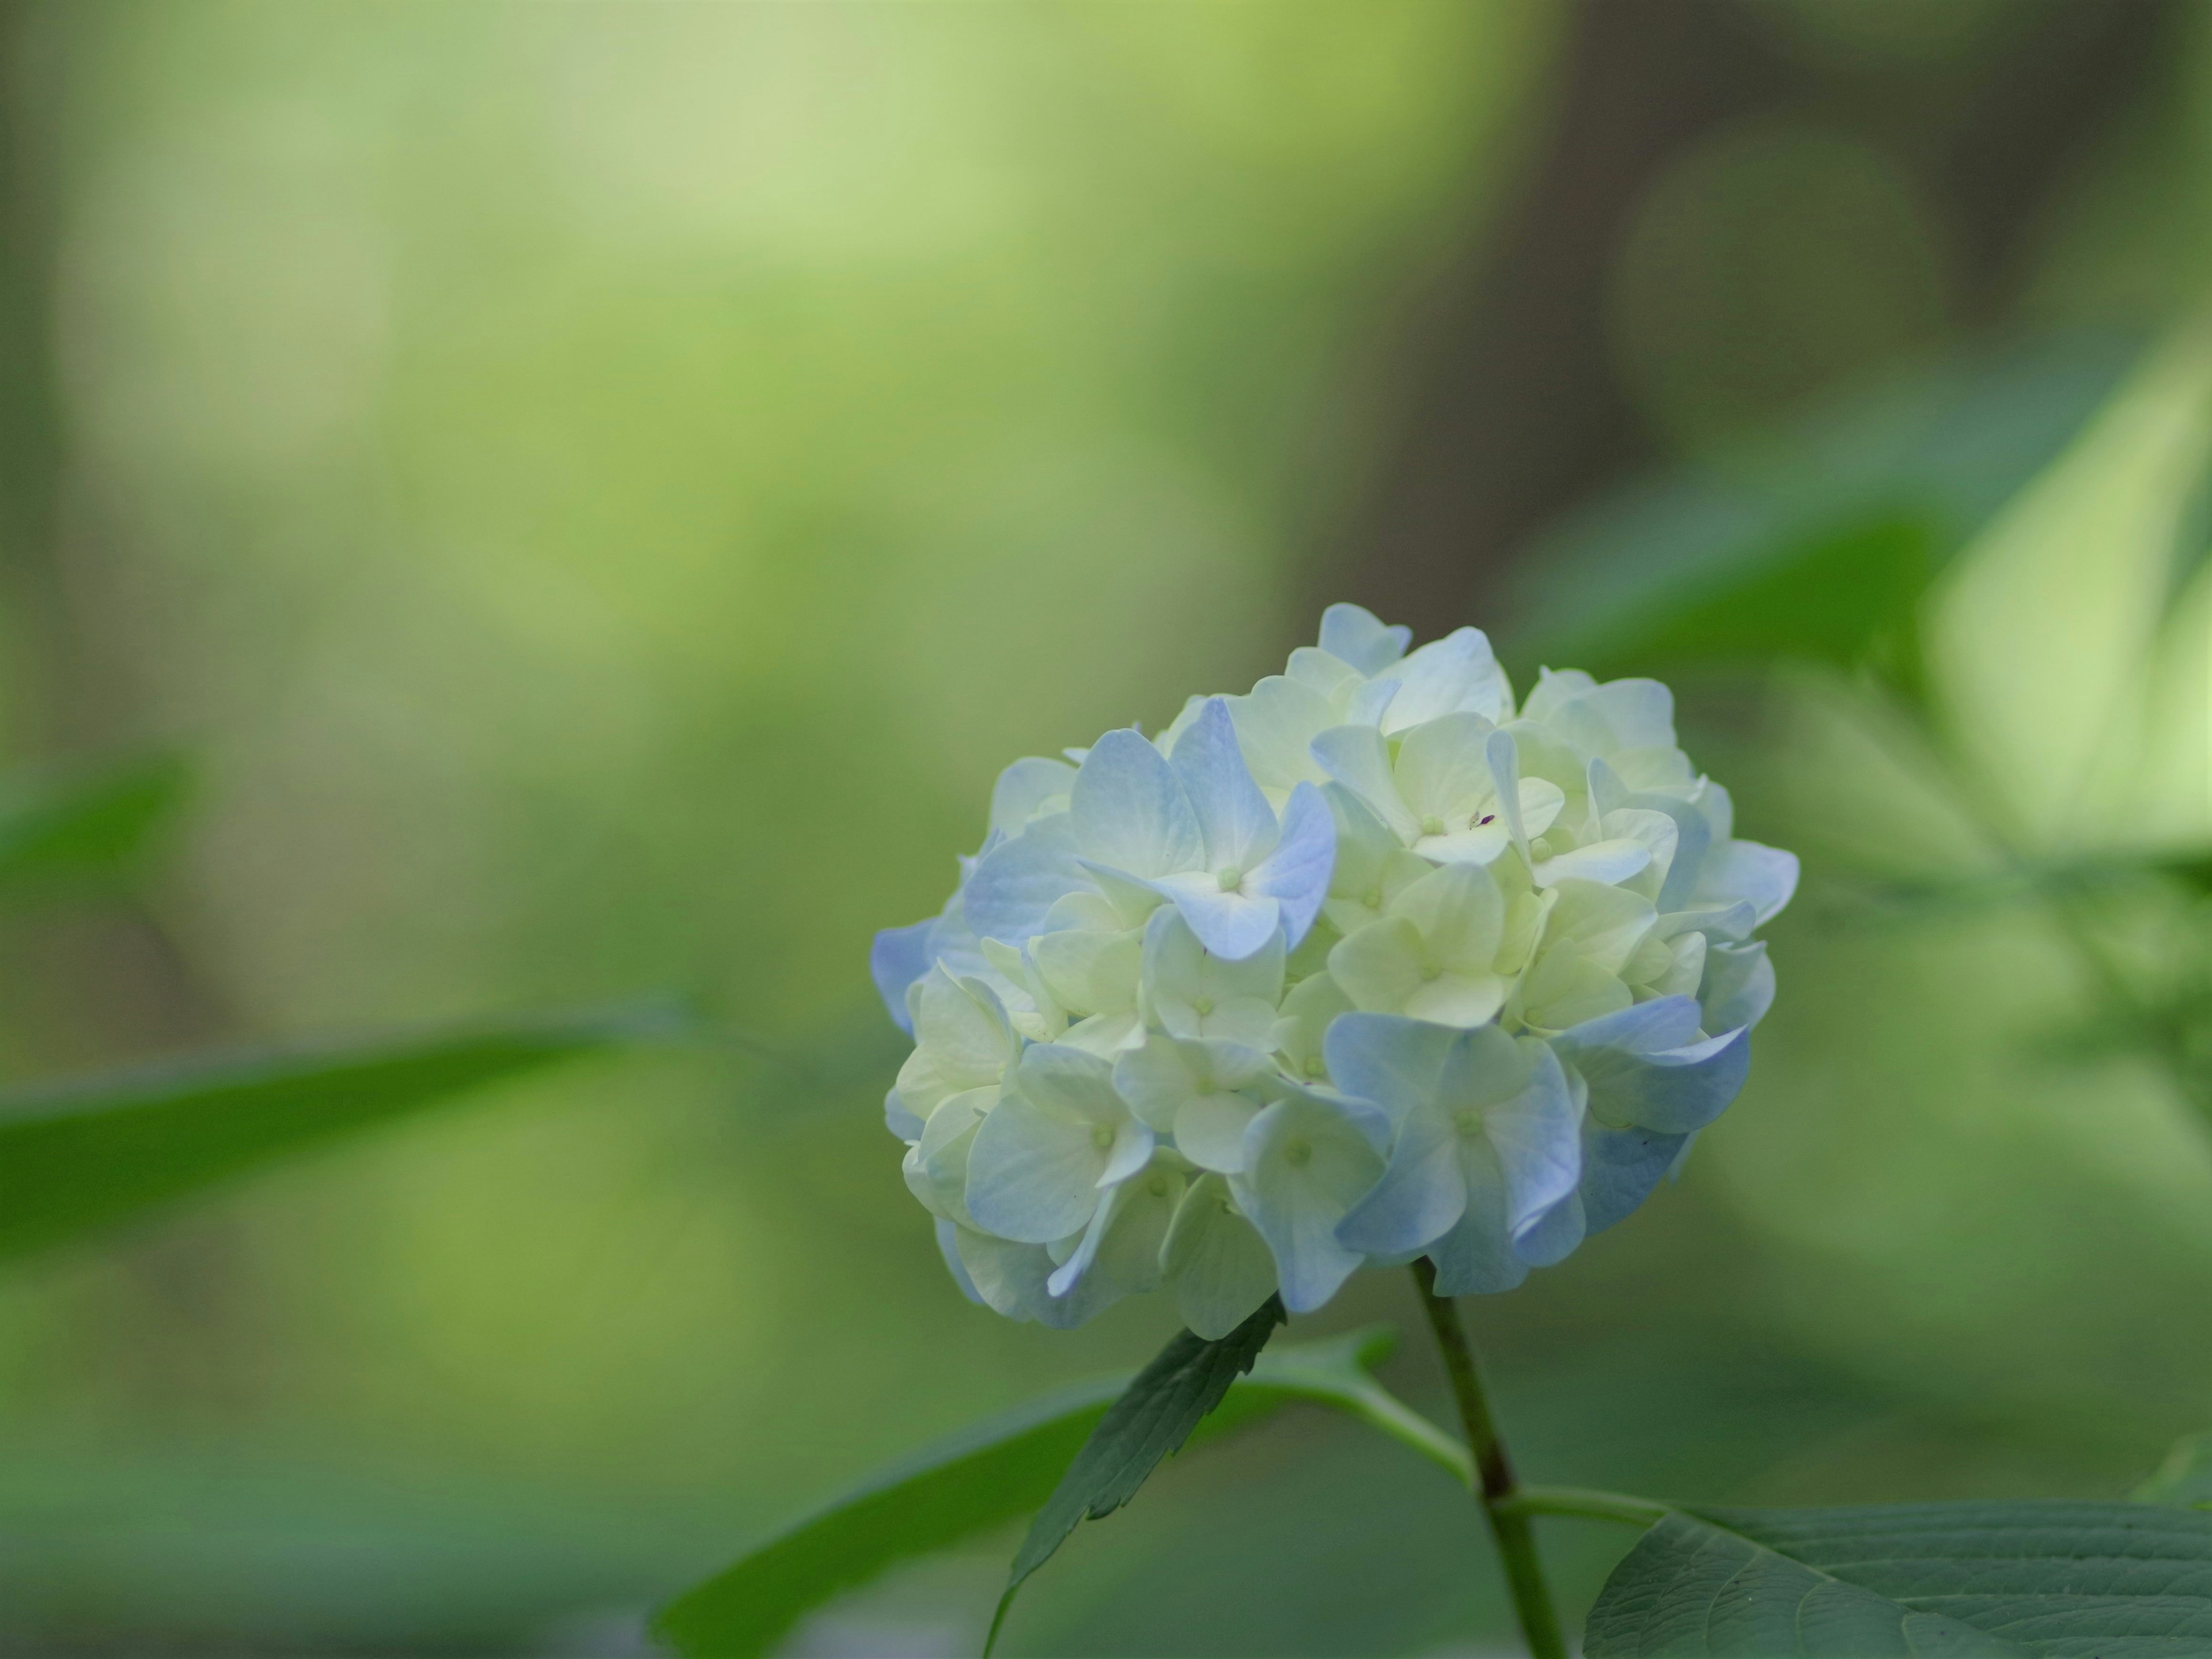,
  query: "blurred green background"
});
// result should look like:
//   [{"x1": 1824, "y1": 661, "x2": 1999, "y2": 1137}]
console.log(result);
[{"x1": 2, "y1": 1, "x2": 2210, "y2": 1653}]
